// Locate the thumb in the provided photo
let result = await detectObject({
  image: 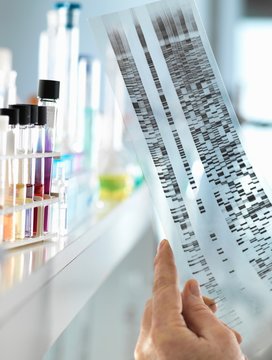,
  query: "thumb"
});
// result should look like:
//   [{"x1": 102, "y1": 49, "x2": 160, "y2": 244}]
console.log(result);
[{"x1": 182, "y1": 279, "x2": 225, "y2": 339}]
